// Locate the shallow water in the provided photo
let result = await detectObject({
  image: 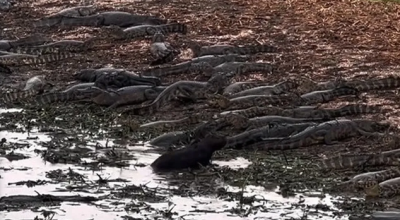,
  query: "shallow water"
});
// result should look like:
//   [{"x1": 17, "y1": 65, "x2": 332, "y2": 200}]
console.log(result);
[{"x1": 0, "y1": 108, "x2": 351, "y2": 220}]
